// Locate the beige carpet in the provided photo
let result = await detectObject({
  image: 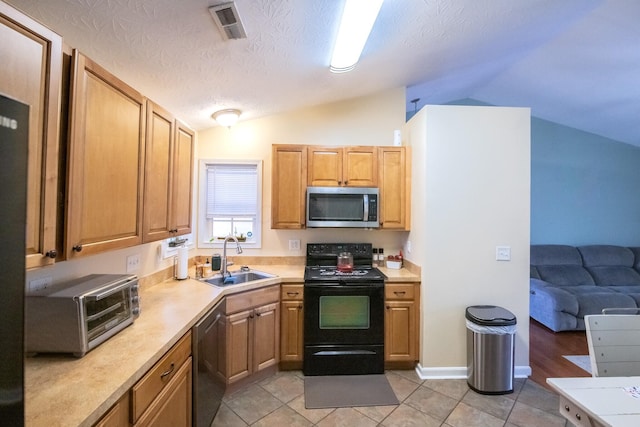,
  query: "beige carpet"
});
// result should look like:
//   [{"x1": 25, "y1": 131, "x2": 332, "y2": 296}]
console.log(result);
[{"x1": 304, "y1": 374, "x2": 399, "y2": 409}]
